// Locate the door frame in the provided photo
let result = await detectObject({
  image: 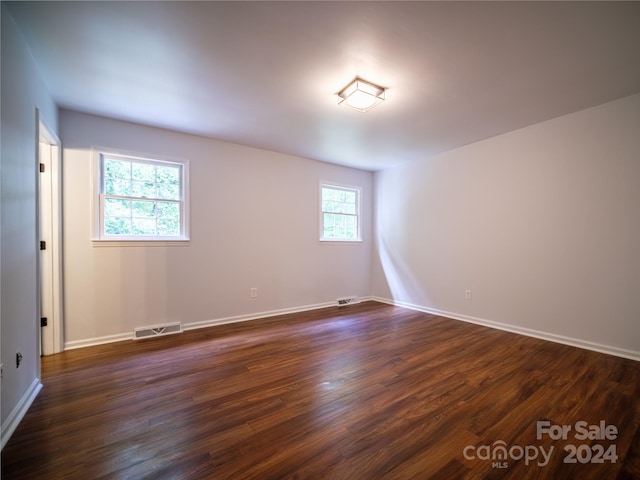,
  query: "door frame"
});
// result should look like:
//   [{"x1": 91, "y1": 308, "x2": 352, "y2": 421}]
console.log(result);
[{"x1": 37, "y1": 114, "x2": 64, "y2": 355}]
